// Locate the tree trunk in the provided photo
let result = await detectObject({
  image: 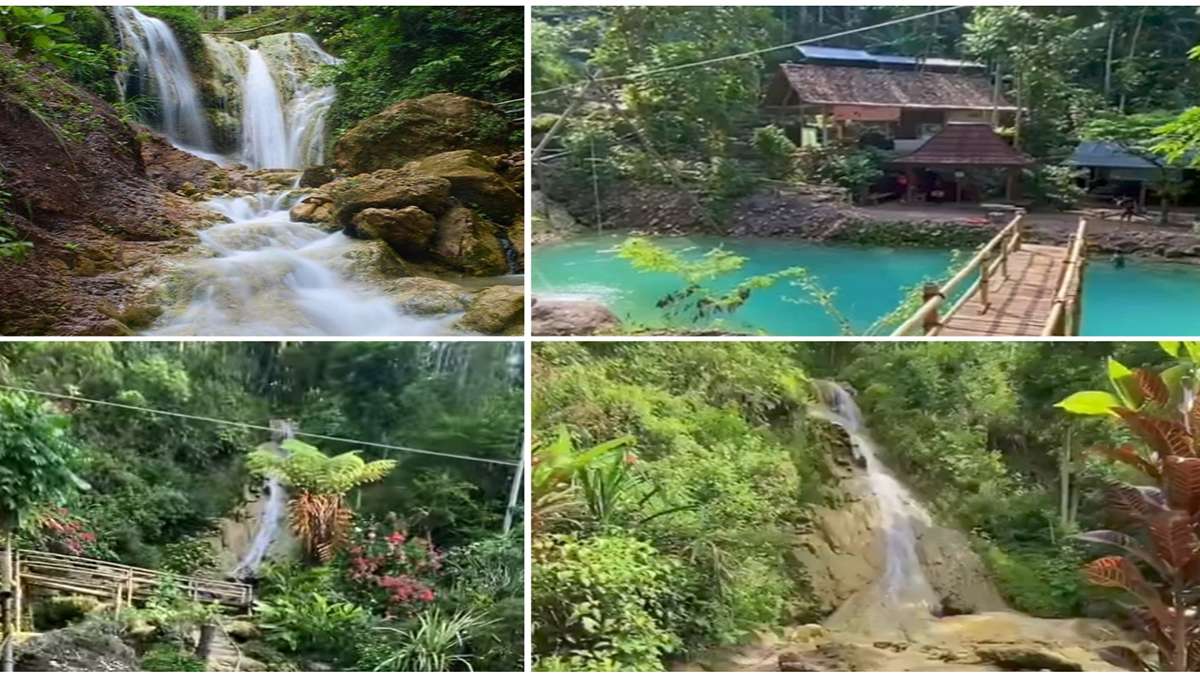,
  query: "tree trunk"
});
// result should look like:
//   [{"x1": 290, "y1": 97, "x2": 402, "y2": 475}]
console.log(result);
[
  {"x1": 1120, "y1": 10, "x2": 1146, "y2": 114},
  {"x1": 1059, "y1": 425, "x2": 1072, "y2": 530},
  {"x1": 1103, "y1": 20, "x2": 1117, "y2": 102}
]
